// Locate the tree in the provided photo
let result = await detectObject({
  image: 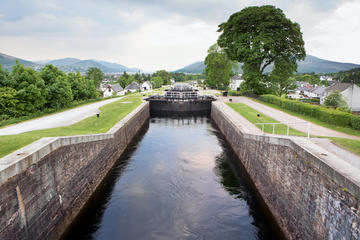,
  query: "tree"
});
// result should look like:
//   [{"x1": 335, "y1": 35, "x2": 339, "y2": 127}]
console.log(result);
[
  {"x1": 150, "y1": 76, "x2": 163, "y2": 88},
  {"x1": 41, "y1": 64, "x2": 73, "y2": 109},
  {"x1": 11, "y1": 62, "x2": 46, "y2": 113},
  {"x1": 0, "y1": 87, "x2": 19, "y2": 119},
  {"x1": 154, "y1": 70, "x2": 171, "y2": 85},
  {"x1": 324, "y1": 91, "x2": 348, "y2": 109},
  {"x1": 217, "y1": 5, "x2": 306, "y2": 94},
  {"x1": 68, "y1": 72, "x2": 96, "y2": 100},
  {"x1": 86, "y1": 67, "x2": 104, "y2": 88},
  {"x1": 269, "y1": 59, "x2": 297, "y2": 96},
  {"x1": 204, "y1": 44, "x2": 237, "y2": 89}
]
